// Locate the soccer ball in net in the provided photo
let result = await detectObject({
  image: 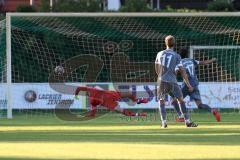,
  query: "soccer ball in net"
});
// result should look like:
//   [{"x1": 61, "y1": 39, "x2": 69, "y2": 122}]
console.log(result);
[{"x1": 54, "y1": 66, "x2": 65, "y2": 75}]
